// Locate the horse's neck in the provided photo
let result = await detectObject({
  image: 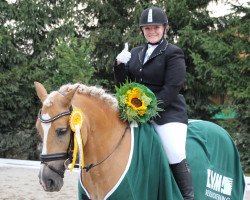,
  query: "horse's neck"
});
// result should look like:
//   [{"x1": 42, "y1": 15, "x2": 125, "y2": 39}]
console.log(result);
[
  {"x1": 77, "y1": 95, "x2": 126, "y2": 162},
  {"x1": 76, "y1": 95, "x2": 131, "y2": 199},
  {"x1": 82, "y1": 124, "x2": 131, "y2": 200},
  {"x1": 84, "y1": 115, "x2": 127, "y2": 165}
]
